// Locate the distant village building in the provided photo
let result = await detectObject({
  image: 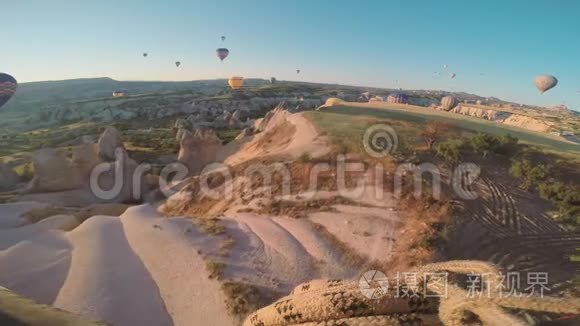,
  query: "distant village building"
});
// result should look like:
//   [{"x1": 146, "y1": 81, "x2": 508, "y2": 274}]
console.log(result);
[{"x1": 112, "y1": 91, "x2": 126, "y2": 97}]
